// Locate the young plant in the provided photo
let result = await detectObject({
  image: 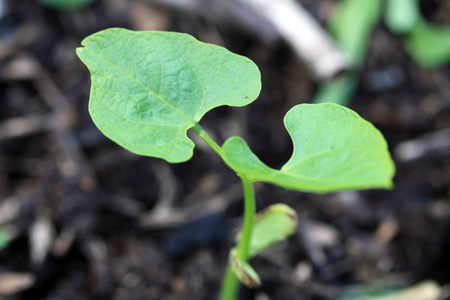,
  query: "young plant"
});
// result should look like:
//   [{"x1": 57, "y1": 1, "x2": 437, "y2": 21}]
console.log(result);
[{"x1": 77, "y1": 28, "x2": 395, "y2": 300}]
